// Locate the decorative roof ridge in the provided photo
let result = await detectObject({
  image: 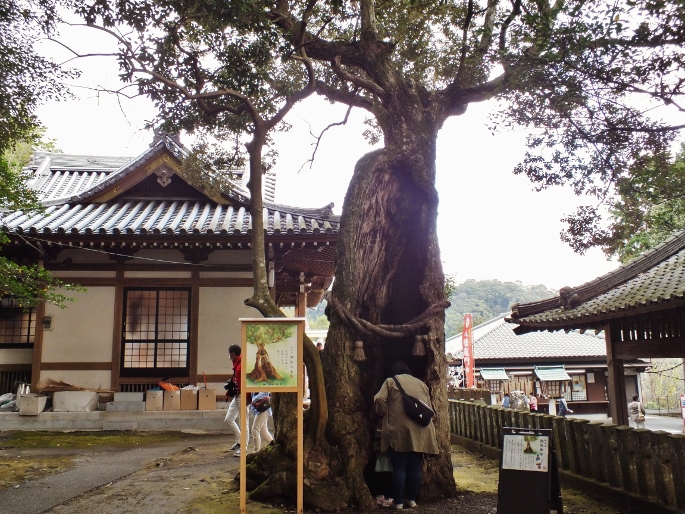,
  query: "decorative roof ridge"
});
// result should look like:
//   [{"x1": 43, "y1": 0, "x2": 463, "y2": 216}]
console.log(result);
[
  {"x1": 264, "y1": 201, "x2": 337, "y2": 220},
  {"x1": 39, "y1": 137, "x2": 187, "y2": 207},
  {"x1": 509, "y1": 228, "x2": 685, "y2": 320},
  {"x1": 28, "y1": 151, "x2": 135, "y2": 172}
]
